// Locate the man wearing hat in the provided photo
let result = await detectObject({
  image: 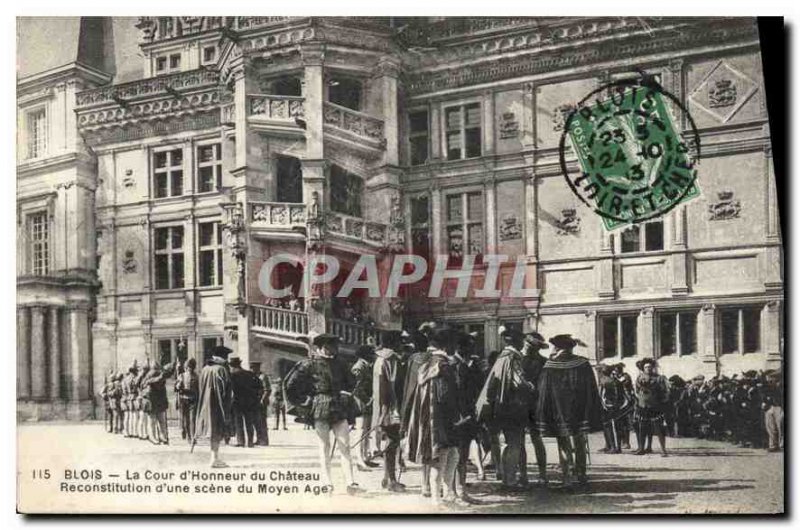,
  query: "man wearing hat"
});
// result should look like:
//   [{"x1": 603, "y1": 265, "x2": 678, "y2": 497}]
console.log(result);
[
  {"x1": 352, "y1": 344, "x2": 378, "y2": 470},
  {"x1": 406, "y1": 324, "x2": 462, "y2": 506},
  {"x1": 519, "y1": 331, "x2": 550, "y2": 485},
  {"x1": 599, "y1": 364, "x2": 633, "y2": 454},
  {"x1": 250, "y1": 362, "x2": 271, "y2": 446},
  {"x1": 633, "y1": 358, "x2": 670, "y2": 456},
  {"x1": 449, "y1": 330, "x2": 483, "y2": 500},
  {"x1": 284, "y1": 332, "x2": 363, "y2": 495},
  {"x1": 371, "y1": 330, "x2": 406, "y2": 491},
  {"x1": 229, "y1": 355, "x2": 262, "y2": 448},
  {"x1": 176, "y1": 358, "x2": 199, "y2": 442},
  {"x1": 194, "y1": 345, "x2": 234, "y2": 468},
  {"x1": 400, "y1": 325, "x2": 433, "y2": 497},
  {"x1": 475, "y1": 325, "x2": 534, "y2": 490},
  {"x1": 535, "y1": 334, "x2": 603, "y2": 488}
]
